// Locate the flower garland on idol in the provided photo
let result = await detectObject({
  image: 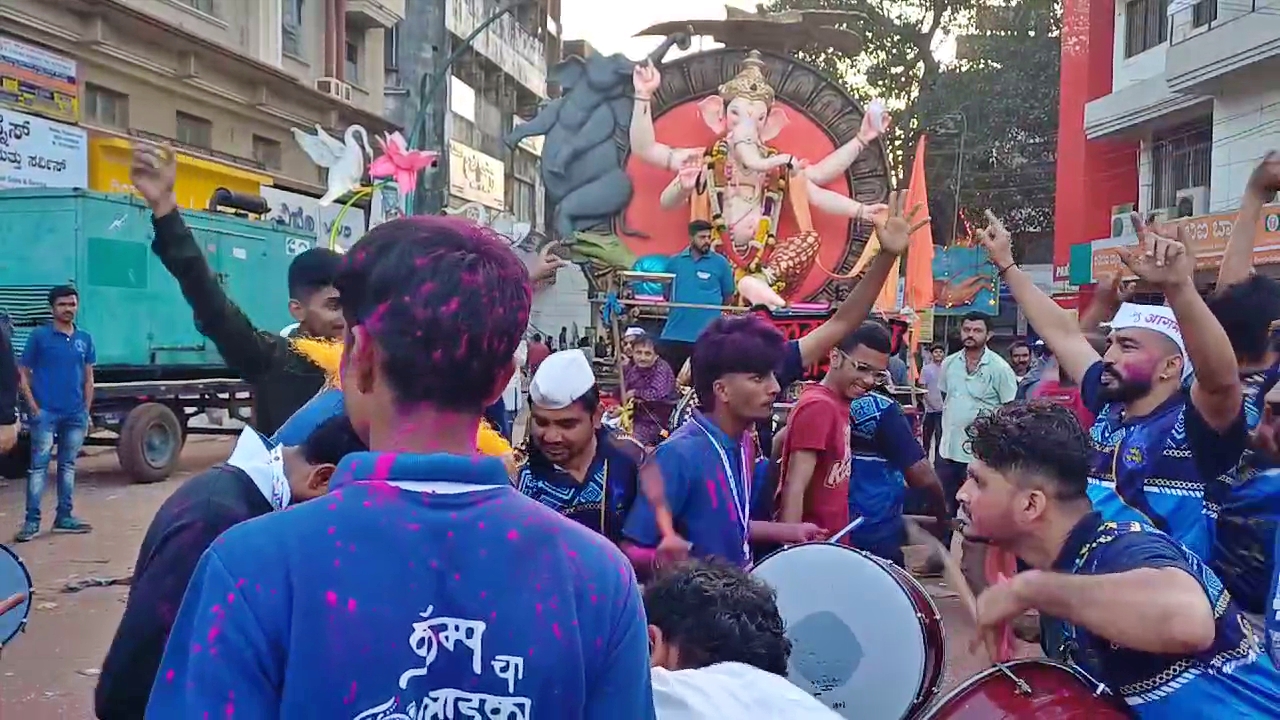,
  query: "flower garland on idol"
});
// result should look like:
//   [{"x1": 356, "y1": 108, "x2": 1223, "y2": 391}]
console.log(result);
[{"x1": 704, "y1": 139, "x2": 789, "y2": 295}]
